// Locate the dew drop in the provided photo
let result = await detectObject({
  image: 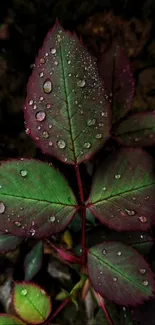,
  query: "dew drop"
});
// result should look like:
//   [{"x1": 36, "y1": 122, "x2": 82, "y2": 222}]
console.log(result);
[
  {"x1": 101, "y1": 111, "x2": 108, "y2": 117},
  {"x1": 0, "y1": 202, "x2": 5, "y2": 214},
  {"x1": 125, "y1": 209, "x2": 136, "y2": 216},
  {"x1": 102, "y1": 249, "x2": 107, "y2": 255},
  {"x1": 54, "y1": 61, "x2": 58, "y2": 66},
  {"x1": 50, "y1": 48, "x2": 56, "y2": 54},
  {"x1": 28, "y1": 100, "x2": 33, "y2": 106},
  {"x1": 102, "y1": 187, "x2": 106, "y2": 191},
  {"x1": 39, "y1": 96, "x2": 44, "y2": 101},
  {"x1": 87, "y1": 119, "x2": 96, "y2": 126},
  {"x1": 113, "y1": 277, "x2": 118, "y2": 282},
  {"x1": 20, "y1": 170, "x2": 27, "y2": 177},
  {"x1": 132, "y1": 197, "x2": 136, "y2": 201},
  {"x1": 115, "y1": 174, "x2": 121, "y2": 179},
  {"x1": 46, "y1": 103, "x2": 51, "y2": 109},
  {"x1": 42, "y1": 131, "x2": 49, "y2": 139},
  {"x1": 77, "y1": 79, "x2": 86, "y2": 88},
  {"x1": 25, "y1": 128, "x2": 30, "y2": 135},
  {"x1": 39, "y1": 72, "x2": 44, "y2": 78},
  {"x1": 15, "y1": 221, "x2": 21, "y2": 227},
  {"x1": 36, "y1": 111, "x2": 46, "y2": 122},
  {"x1": 139, "y1": 268, "x2": 146, "y2": 275},
  {"x1": 142, "y1": 280, "x2": 149, "y2": 286},
  {"x1": 21, "y1": 289, "x2": 27, "y2": 296},
  {"x1": 84, "y1": 142, "x2": 91, "y2": 149},
  {"x1": 43, "y1": 79, "x2": 53, "y2": 94},
  {"x1": 49, "y1": 141, "x2": 53, "y2": 146},
  {"x1": 96, "y1": 133, "x2": 102, "y2": 139},
  {"x1": 117, "y1": 251, "x2": 122, "y2": 256},
  {"x1": 138, "y1": 216, "x2": 147, "y2": 223},
  {"x1": 40, "y1": 57, "x2": 45, "y2": 64},
  {"x1": 49, "y1": 215, "x2": 55, "y2": 222},
  {"x1": 57, "y1": 140, "x2": 66, "y2": 149},
  {"x1": 29, "y1": 229, "x2": 36, "y2": 236}
]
